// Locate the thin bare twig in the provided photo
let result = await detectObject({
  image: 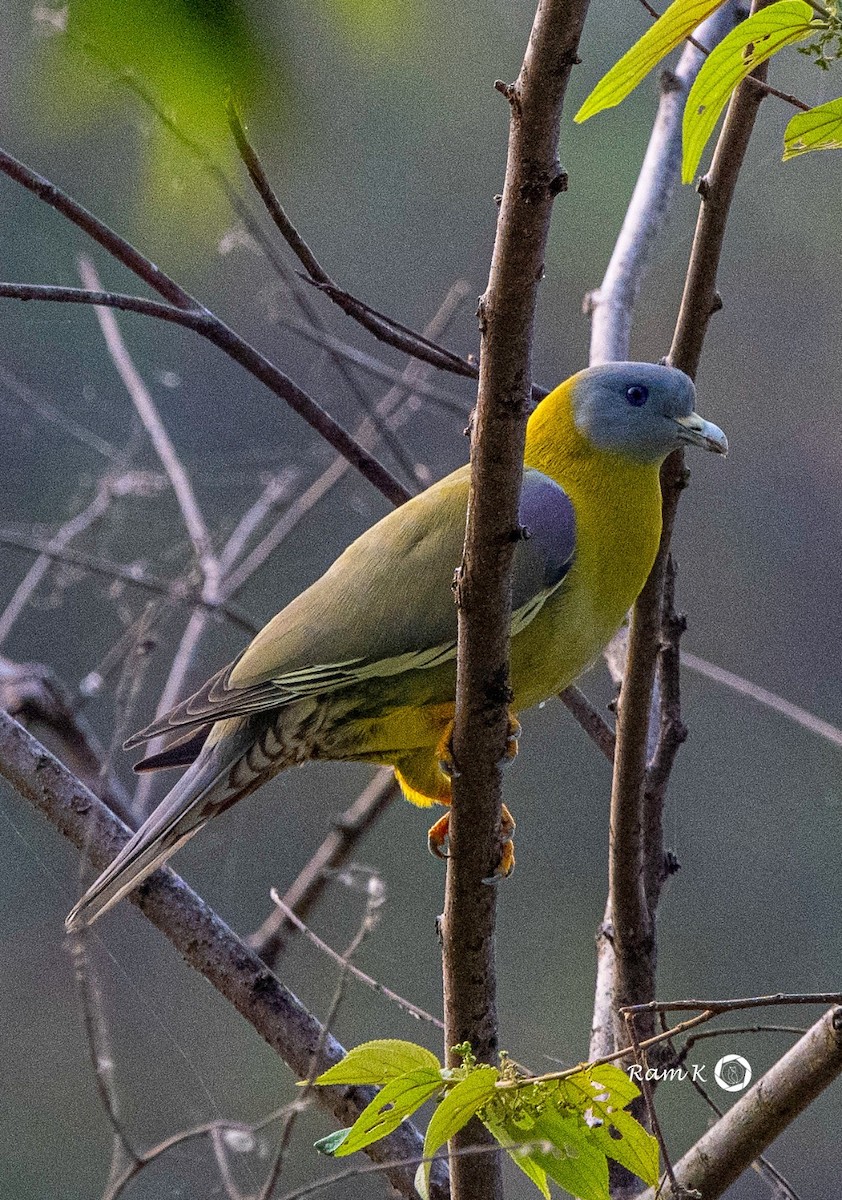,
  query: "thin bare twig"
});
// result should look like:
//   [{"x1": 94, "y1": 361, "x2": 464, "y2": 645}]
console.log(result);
[
  {"x1": 674, "y1": 1024, "x2": 807, "y2": 1060},
  {"x1": 256, "y1": 875, "x2": 387, "y2": 1200},
  {"x1": 634, "y1": 0, "x2": 812, "y2": 111},
  {"x1": 558, "y1": 684, "x2": 616, "y2": 762},
  {"x1": 624, "y1": 1011, "x2": 681, "y2": 1196},
  {"x1": 217, "y1": 469, "x2": 299, "y2": 577},
  {"x1": 131, "y1": 606, "x2": 208, "y2": 816},
  {"x1": 268, "y1": 889, "x2": 443, "y2": 1030},
  {"x1": 79, "y1": 257, "x2": 221, "y2": 603},
  {"x1": 0, "y1": 359, "x2": 121, "y2": 460},
  {"x1": 0, "y1": 476, "x2": 118, "y2": 645},
  {"x1": 79, "y1": 53, "x2": 441, "y2": 491},
  {"x1": 248, "y1": 770, "x2": 398, "y2": 964},
  {"x1": 271, "y1": 309, "x2": 471, "y2": 416},
  {"x1": 0, "y1": 528, "x2": 258, "y2": 635},
  {"x1": 227, "y1": 101, "x2": 478, "y2": 384},
  {"x1": 682, "y1": 651, "x2": 842, "y2": 750},
  {"x1": 623, "y1": 992, "x2": 842, "y2": 1016},
  {"x1": 0, "y1": 147, "x2": 408, "y2": 506},
  {"x1": 68, "y1": 932, "x2": 140, "y2": 1188},
  {"x1": 101, "y1": 1105, "x2": 298, "y2": 1200}
]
